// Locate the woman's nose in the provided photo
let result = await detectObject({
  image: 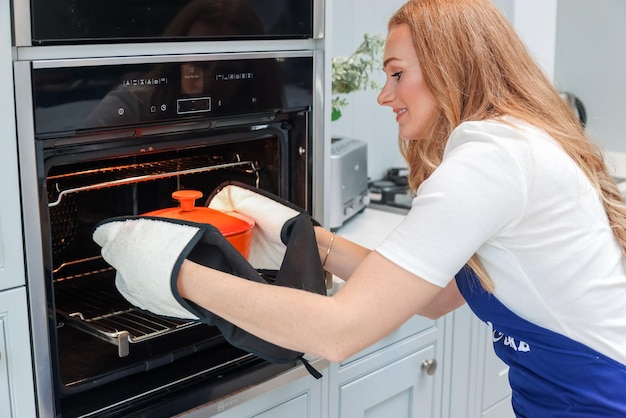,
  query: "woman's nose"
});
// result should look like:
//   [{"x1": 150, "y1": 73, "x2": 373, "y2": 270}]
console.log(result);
[{"x1": 377, "y1": 82, "x2": 392, "y2": 106}]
